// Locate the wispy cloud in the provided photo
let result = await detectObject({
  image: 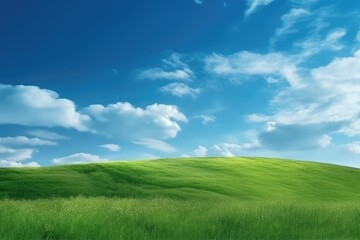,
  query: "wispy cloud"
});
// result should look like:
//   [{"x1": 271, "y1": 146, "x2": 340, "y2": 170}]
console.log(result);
[
  {"x1": 133, "y1": 138, "x2": 176, "y2": 153},
  {"x1": 53, "y1": 153, "x2": 108, "y2": 165},
  {"x1": 198, "y1": 115, "x2": 216, "y2": 125},
  {"x1": 205, "y1": 51, "x2": 303, "y2": 88},
  {"x1": 138, "y1": 53, "x2": 194, "y2": 81},
  {"x1": 160, "y1": 82, "x2": 200, "y2": 98},
  {"x1": 0, "y1": 136, "x2": 56, "y2": 146},
  {"x1": 27, "y1": 130, "x2": 67, "y2": 140},
  {"x1": 270, "y1": 8, "x2": 311, "y2": 46},
  {"x1": 98, "y1": 144, "x2": 121, "y2": 152},
  {"x1": 138, "y1": 69, "x2": 192, "y2": 81},
  {"x1": 245, "y1": 0, "x2": 275, "y2": 18}
]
